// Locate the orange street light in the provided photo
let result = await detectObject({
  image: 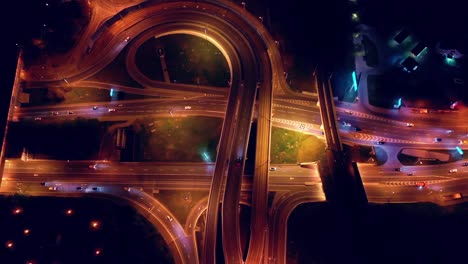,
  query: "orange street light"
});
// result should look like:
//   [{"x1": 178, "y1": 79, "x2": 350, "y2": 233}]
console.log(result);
[
  {"x1": 6, "y1": 241, "x2": 14, "y2": 248},
  {"x1": 90, "y1": 220, "x2": 101, "y2": 230}
]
